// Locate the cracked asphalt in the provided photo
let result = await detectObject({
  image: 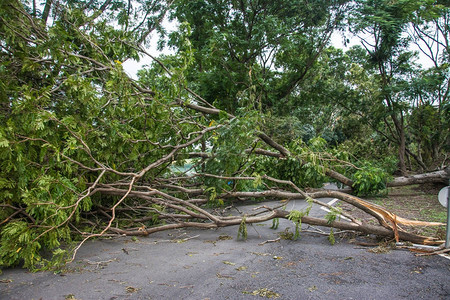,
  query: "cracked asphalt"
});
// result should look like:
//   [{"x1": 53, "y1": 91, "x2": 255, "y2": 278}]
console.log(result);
[{"x1": 1, "y1": 198, "x2": 449, "y2": 300}]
